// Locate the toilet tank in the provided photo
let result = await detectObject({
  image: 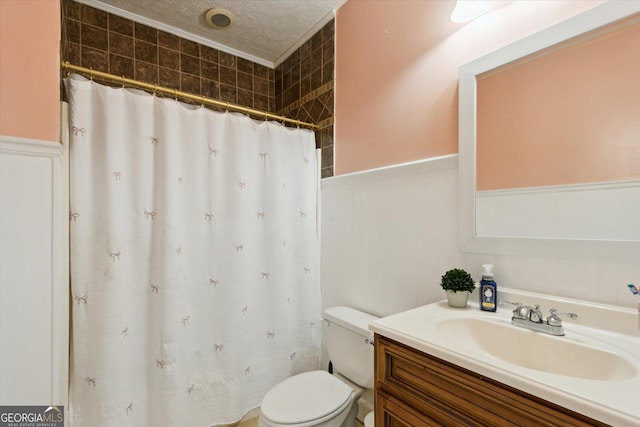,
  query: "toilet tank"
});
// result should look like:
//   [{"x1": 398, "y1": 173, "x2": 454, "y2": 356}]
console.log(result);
[{"x1": 323, "y1": 306, "x2": 378, "y2": 389}]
